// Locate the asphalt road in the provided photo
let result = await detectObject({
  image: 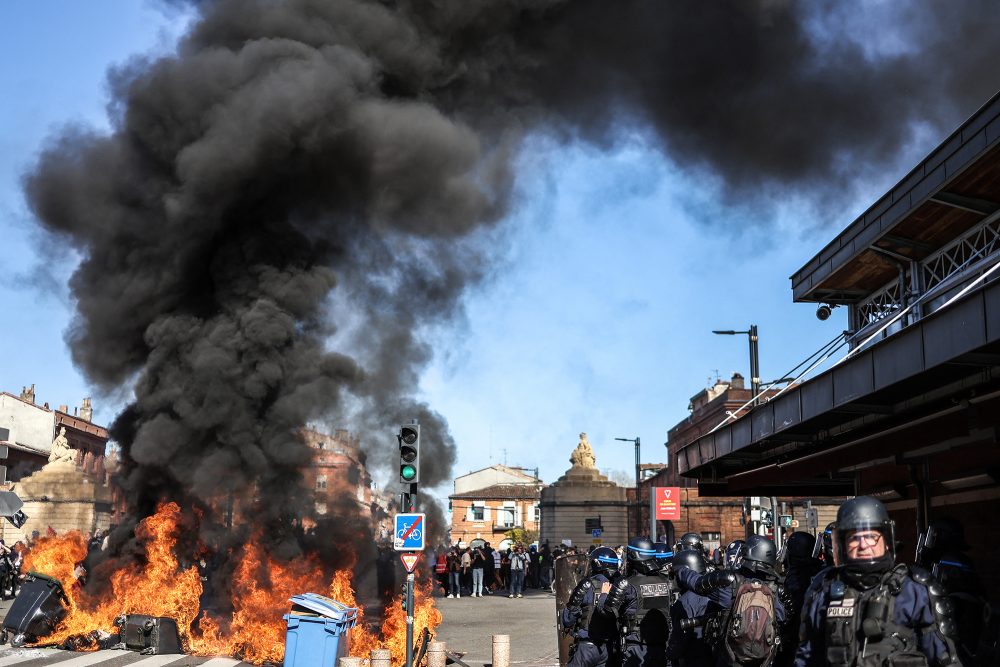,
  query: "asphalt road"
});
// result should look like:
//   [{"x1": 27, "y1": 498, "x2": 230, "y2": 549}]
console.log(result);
[
  {"x1": 431, "y1": 589, "x2": 559, "y2": 667},
  {"x1": 0, "y1": 589, "x2": 560, "y2": 667}
]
